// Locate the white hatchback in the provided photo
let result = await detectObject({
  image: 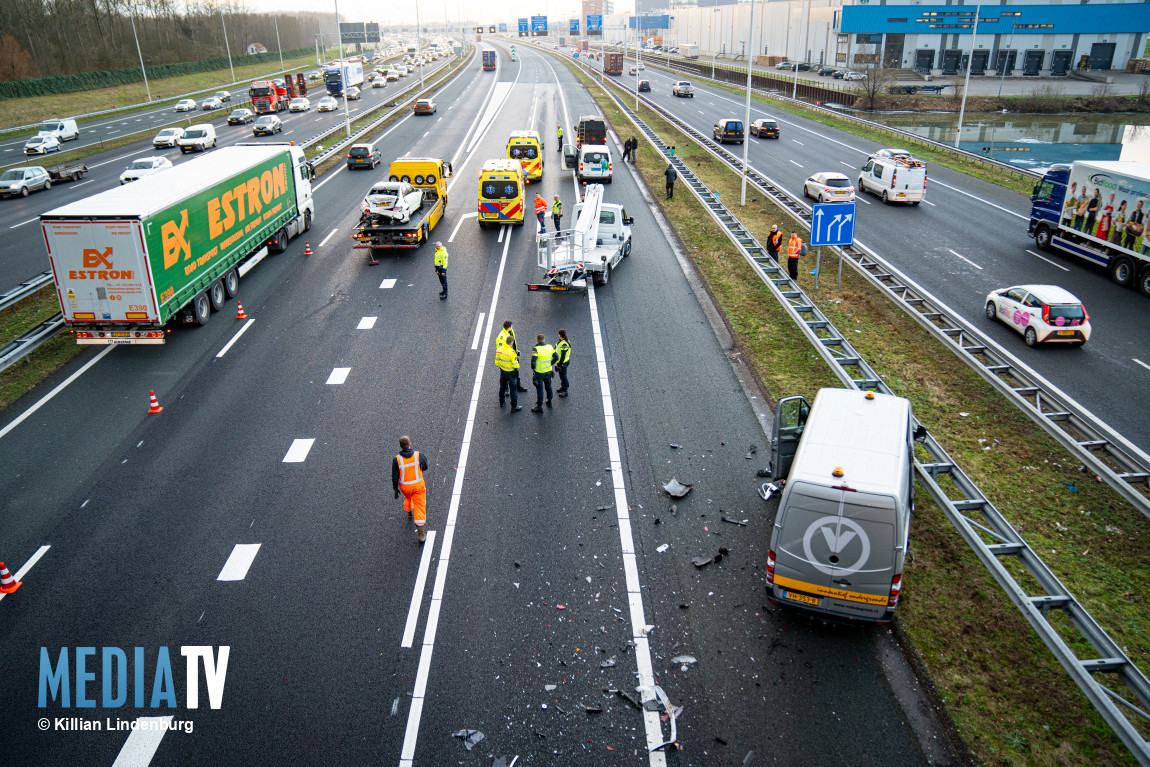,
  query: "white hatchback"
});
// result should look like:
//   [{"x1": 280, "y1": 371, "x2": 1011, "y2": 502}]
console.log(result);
[
  {"x1": 175, "y1": 99, "x2": 197, "y2": 112},
  {"x1": 985, "y1": 284, "x2": 1091, "y2": 347},
  {"x1": 289, "y1": 97, "x2": 311, "y2": 112},
  {"x1": 803, "y1": 172, "x2": 855, "y2": 203},
  {"x1": 120, "y1": 156, "x2": 173, "y2": 184}
]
